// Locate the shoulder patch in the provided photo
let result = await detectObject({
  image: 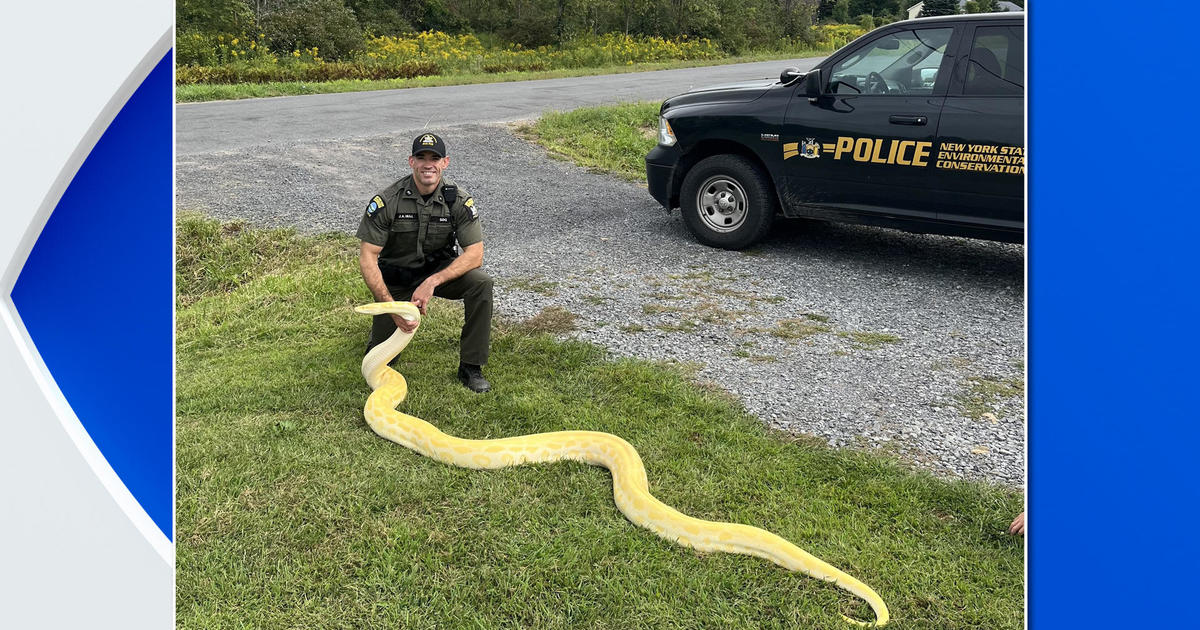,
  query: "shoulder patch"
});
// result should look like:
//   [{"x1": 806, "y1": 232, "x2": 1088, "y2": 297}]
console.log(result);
[
  {"x1": 366, "y1": 195, "x2": 385, "y2": 215},
  {"x1": 465, "y1": 197, "x2": 478, "y2": 219}
]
